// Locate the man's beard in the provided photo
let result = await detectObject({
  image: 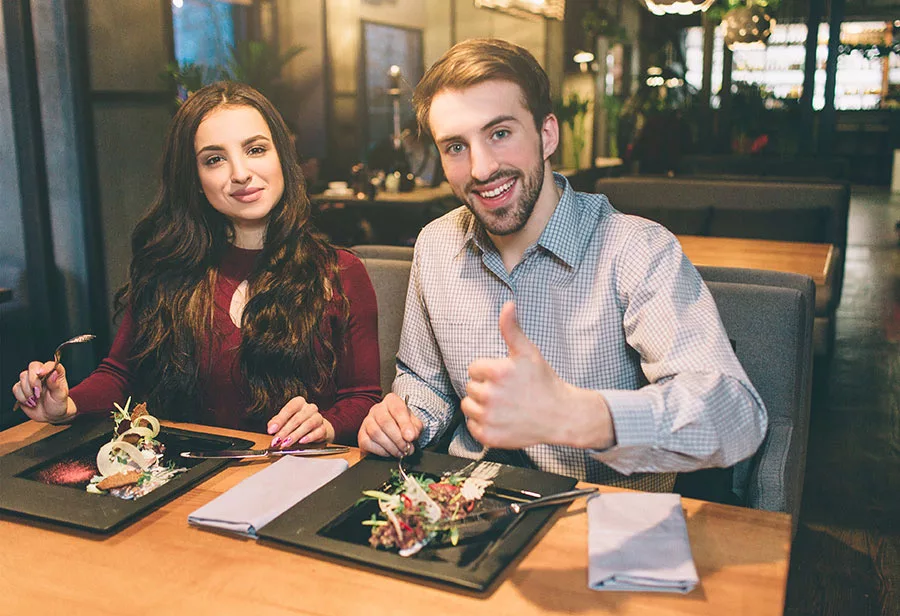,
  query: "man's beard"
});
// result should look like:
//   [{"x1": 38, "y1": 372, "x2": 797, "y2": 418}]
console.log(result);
[{"x1": 462, "y1": 146, "x2": 545, "y2": 237}]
